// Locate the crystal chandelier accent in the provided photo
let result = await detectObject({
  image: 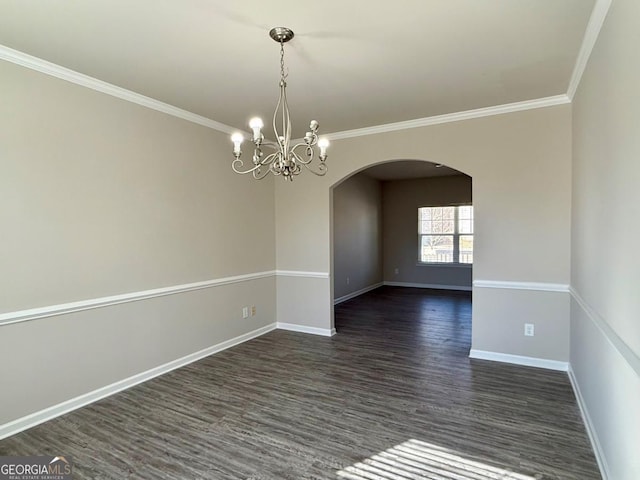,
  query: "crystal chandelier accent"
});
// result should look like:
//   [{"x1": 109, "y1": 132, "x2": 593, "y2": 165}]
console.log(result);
[{"x1": 230, "y1": 27, "x2": 329, "y2": 181}]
